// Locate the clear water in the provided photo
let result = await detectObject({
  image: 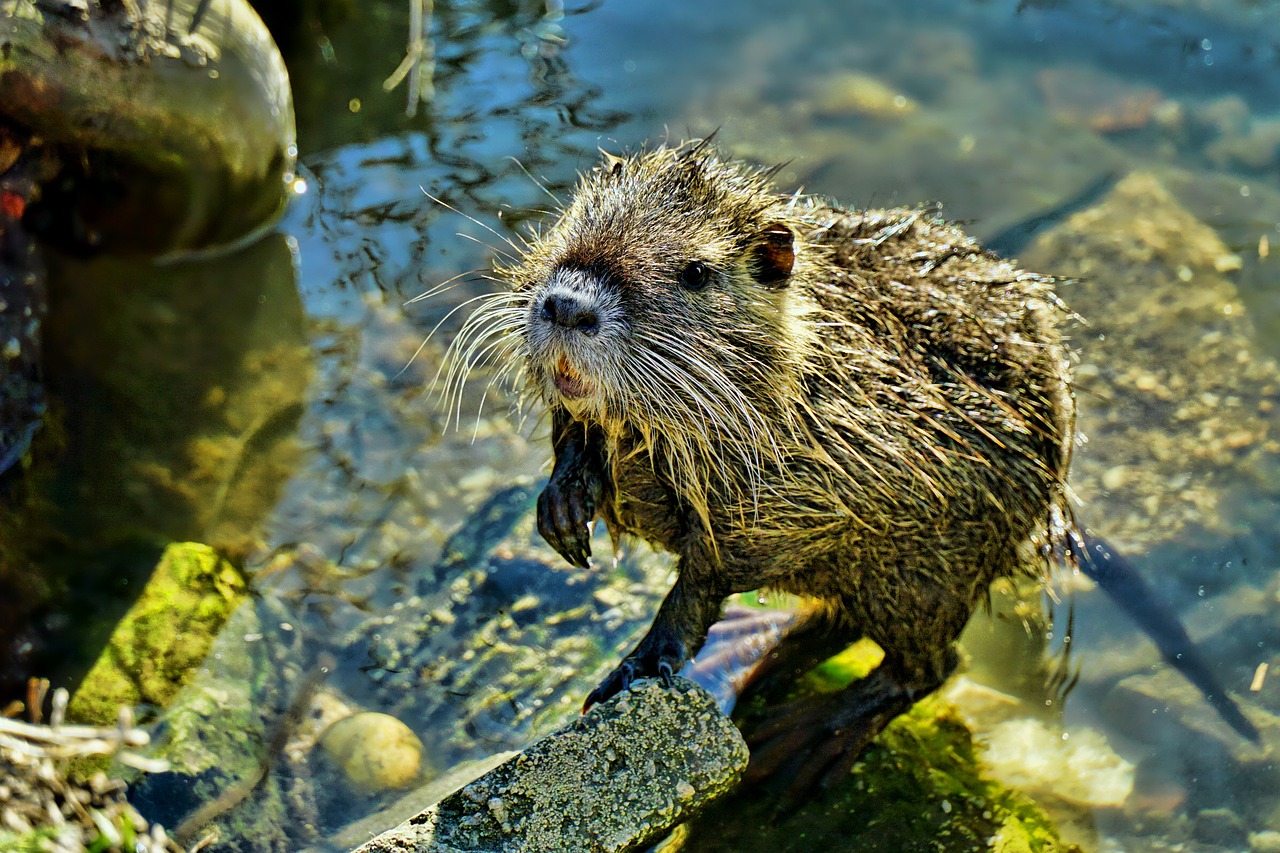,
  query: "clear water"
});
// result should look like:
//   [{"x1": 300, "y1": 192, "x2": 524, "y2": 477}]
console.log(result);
[{"x1": 9, "y1": 0, "x2": 1280, "y2": 849}]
